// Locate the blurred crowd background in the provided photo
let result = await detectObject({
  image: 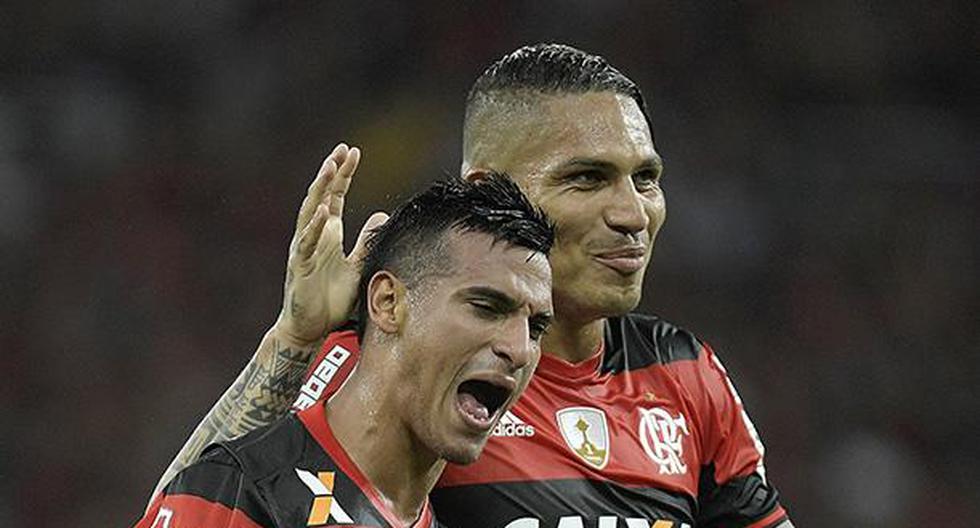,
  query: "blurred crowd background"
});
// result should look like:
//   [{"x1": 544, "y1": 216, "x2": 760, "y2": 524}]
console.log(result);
[{"x1": 2, "y1": 2, "x2": 977, "y2": 527}]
